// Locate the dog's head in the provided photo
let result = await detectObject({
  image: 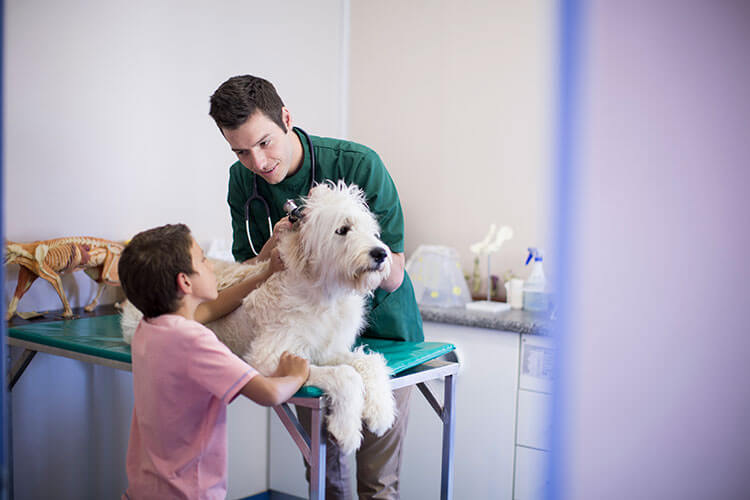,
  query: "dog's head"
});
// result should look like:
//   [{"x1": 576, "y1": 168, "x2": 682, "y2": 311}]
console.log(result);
[{"x1": 278, "y1": 181, "x2": 392, "y2": 295}]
